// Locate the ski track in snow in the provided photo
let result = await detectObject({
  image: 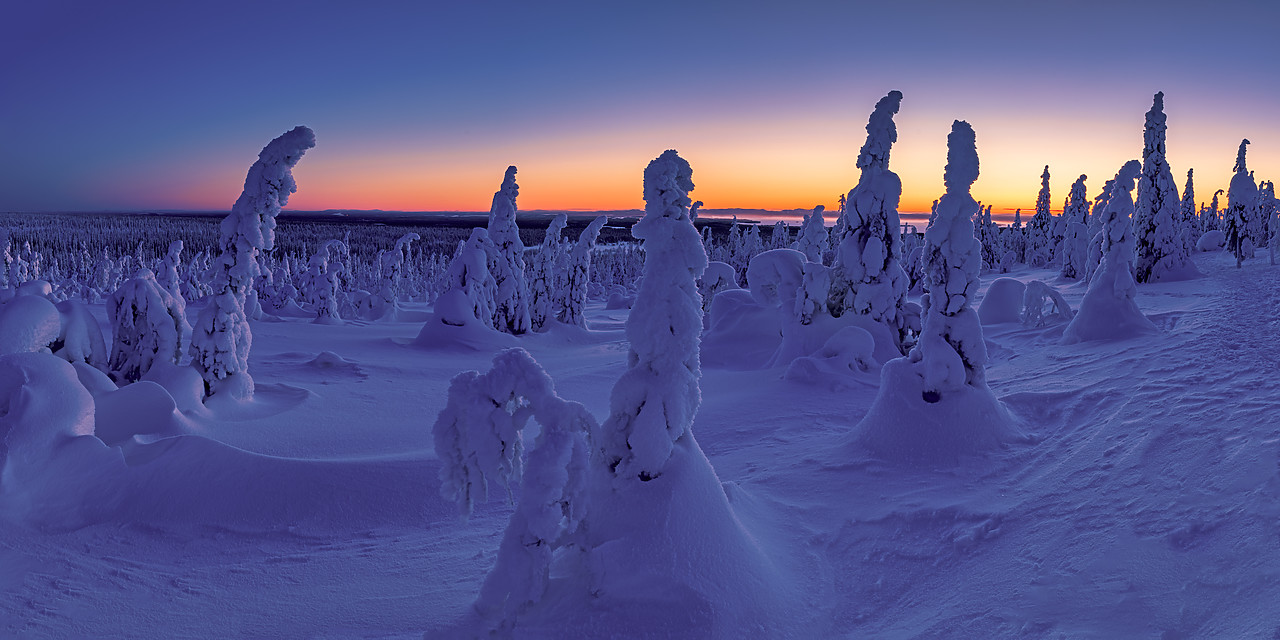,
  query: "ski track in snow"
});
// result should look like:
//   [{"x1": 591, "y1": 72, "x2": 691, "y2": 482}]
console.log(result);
[{"x1": 3, "y1": 251, "x2": 1280, "y2": 638}]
